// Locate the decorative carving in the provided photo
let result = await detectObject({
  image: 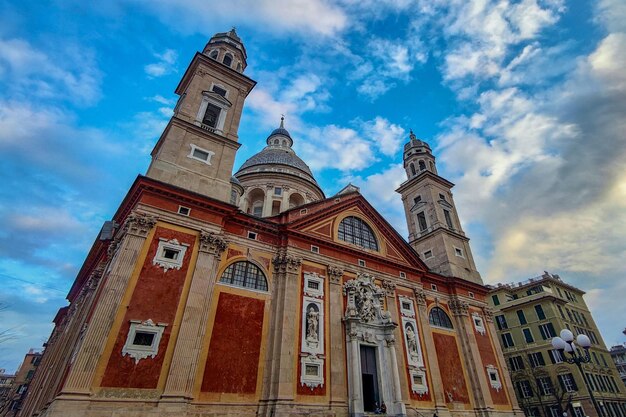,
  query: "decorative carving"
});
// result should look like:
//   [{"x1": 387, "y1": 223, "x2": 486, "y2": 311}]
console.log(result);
[
  {"x1": 273, "y1": 251, "x2": 302, "y2": 274},
  {"x1": 414, "y1": 288, "x2": 427, "y2": 306},
  {"x1": 306, "y1": 305, "x2": 319, "y2": 345},
  {"x1": 122, "y1": 319, "x2": 167, "y2": 362},
  {"x1": 153, "y1": 238, "x2": 189, "y2": 272},
  {"x1": 199, "y1": 230, "x2": 227, "y2": 255},
  {"x1": 86, "y1": 264, "x2": 105, "y2": 292},
  {"x1": 448, "y1": 297, "x2": 469, "y2": 316},
  {"x1": 385, "y1": 336, "x2": 396, "y2": 347},
  {"x1": 382, "y1": 279, "x2": 396, "y2": 297},
  {"x1": 196, "y1": 68, "x2": 210, "y2": 77},
  {"x1": 482, "y1": 307, "x2": 495, "y2": 322},
  {"x1": 327, "y1": 266, "x2": 344, "y2": 285},
  {"x1": 343, "y1": 273, "x2": 391, "y2": 324},
  {"x1": 106, "y1": 238, "x2": 120, "y2": 260},
  {"x1": 405, "y1": 324, "x2": 419, "y2": 358},
  {"x1": 123, "y1": 212, "x2": 157, "y2": 238}
]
